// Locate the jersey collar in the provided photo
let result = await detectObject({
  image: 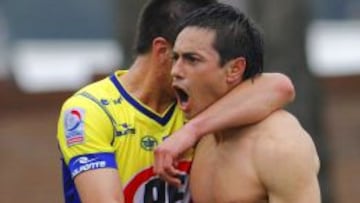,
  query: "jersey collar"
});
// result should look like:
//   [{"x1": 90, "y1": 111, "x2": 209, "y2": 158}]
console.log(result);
[{"x1": 110, "y1": 74, "x2": 177, "y2": 126}]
